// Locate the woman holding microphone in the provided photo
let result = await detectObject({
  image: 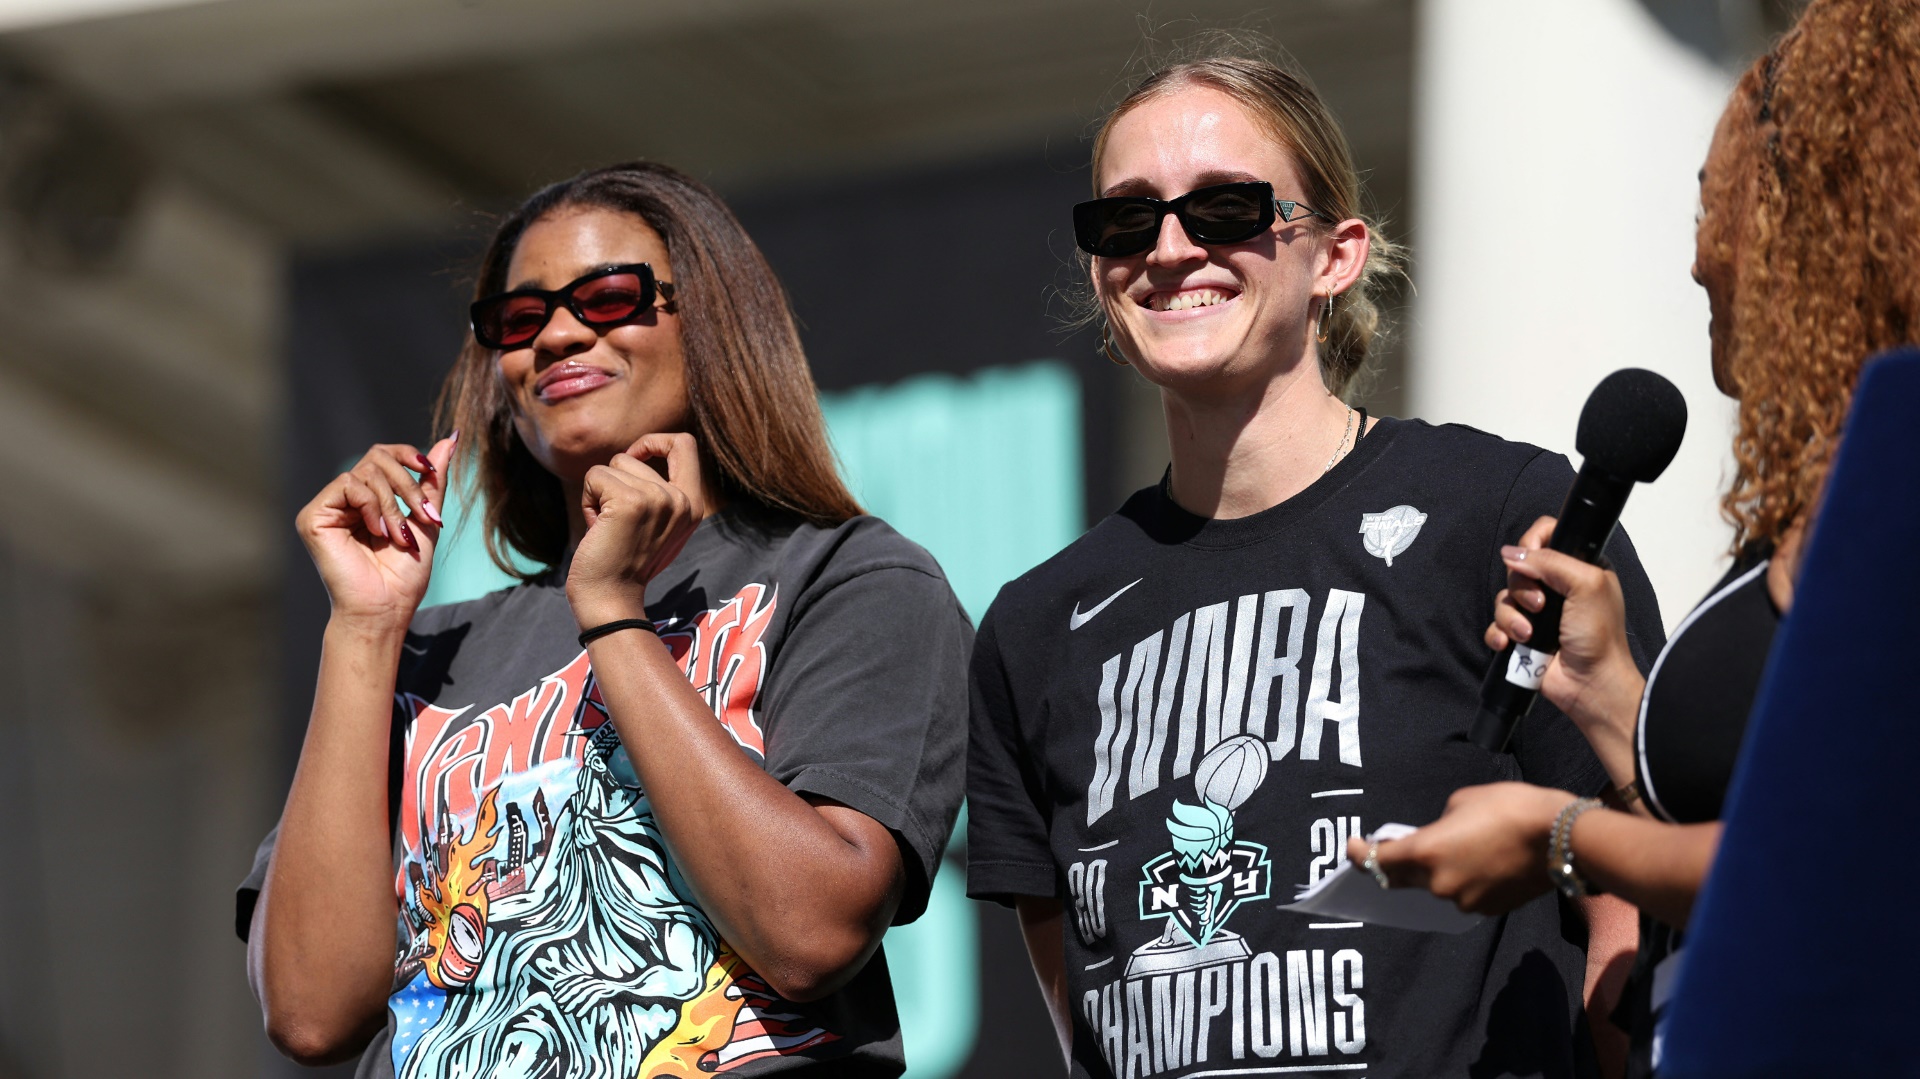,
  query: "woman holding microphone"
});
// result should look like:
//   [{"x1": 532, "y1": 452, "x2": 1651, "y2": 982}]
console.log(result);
[
  {"x1": 239, "y1": 162, "x2": 971, "y2": 1078},
  {"x1": 1348, "y1": 2, "x2": 1920, "y2": 1074},
  {"x1": 966, "y1": 47, "x2": 1665, "y2": 1078}
]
